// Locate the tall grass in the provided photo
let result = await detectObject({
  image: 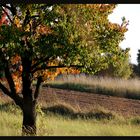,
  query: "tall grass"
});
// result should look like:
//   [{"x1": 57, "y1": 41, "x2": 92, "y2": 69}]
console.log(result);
[
  {"x1": 1, "y1": 100, "x2": 140, "y2": 136},
  {"x1": 38, "y1": 114, "x2": 140, "y2": 136},
  {"x1": 46, "y1": 74, "x2": 140, "y2": 100}
]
